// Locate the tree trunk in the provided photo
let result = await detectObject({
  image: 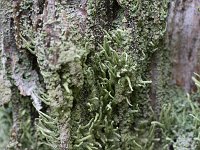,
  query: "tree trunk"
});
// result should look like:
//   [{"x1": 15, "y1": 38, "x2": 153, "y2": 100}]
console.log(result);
[
  {"x1": 166, "y1": 0, "x2": 200, "y2": 92},
  {"x1": 0, "y1": 0, "x2": 200, "y2": 149}
]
